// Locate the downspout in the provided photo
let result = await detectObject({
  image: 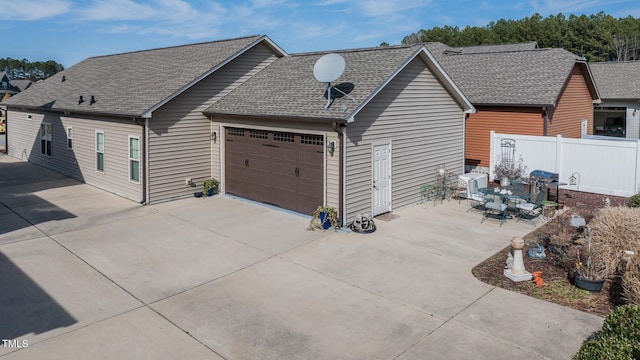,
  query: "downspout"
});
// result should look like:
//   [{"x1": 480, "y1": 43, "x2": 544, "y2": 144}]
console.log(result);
[
  {"x1": 542, "y1": 106, "x2": 548, "y2": 136},
  {"x1": 2, "y1": 106, "x2": 7, "y2": 155},
  {"x1": 135, "y1": 117, "x2": 149, "y2": 205},
  {"x1": 332, "y1": 121, "x2": 345, "y2": 224}
]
